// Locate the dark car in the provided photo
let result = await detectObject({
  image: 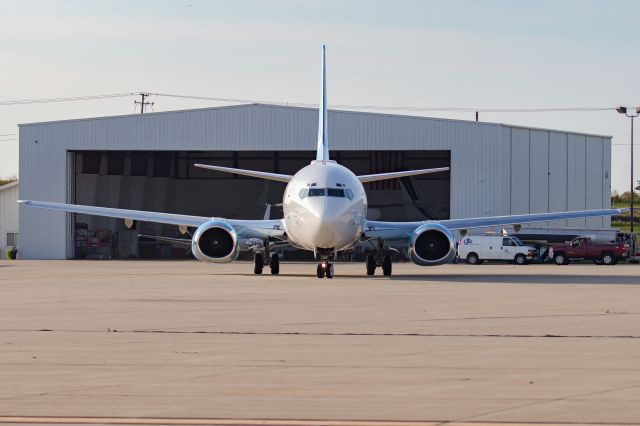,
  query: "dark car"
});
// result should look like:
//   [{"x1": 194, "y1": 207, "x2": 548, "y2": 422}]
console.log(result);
[{"x1": 548, "y1": 237, "x2": 626, "y2": 265}]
